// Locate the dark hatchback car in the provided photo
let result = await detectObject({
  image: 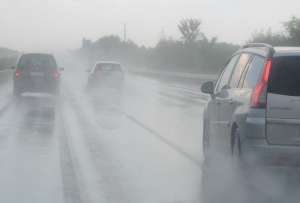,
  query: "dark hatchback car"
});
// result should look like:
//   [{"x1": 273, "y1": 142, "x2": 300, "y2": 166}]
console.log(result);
[
  {"x1": 13, "y1": 53, "x2": 62, "y2": 96},
  {"x1": 202, "y1": 43, "x2": 300, "y2": 166}
]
